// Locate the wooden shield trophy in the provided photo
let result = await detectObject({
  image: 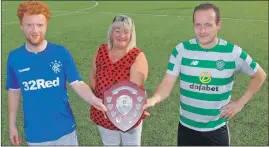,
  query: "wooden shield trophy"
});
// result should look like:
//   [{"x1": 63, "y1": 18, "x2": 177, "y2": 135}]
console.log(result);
[{"x1": 104, "y1": 80, "x2": 146, "y2": 132}]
